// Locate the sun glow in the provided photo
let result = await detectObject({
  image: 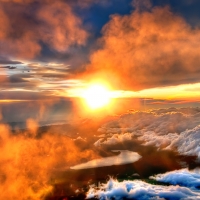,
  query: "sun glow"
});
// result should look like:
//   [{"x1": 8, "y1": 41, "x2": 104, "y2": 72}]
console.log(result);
[{"x1": 83, "y1": 84, "x2": 111, "y2": 109}]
